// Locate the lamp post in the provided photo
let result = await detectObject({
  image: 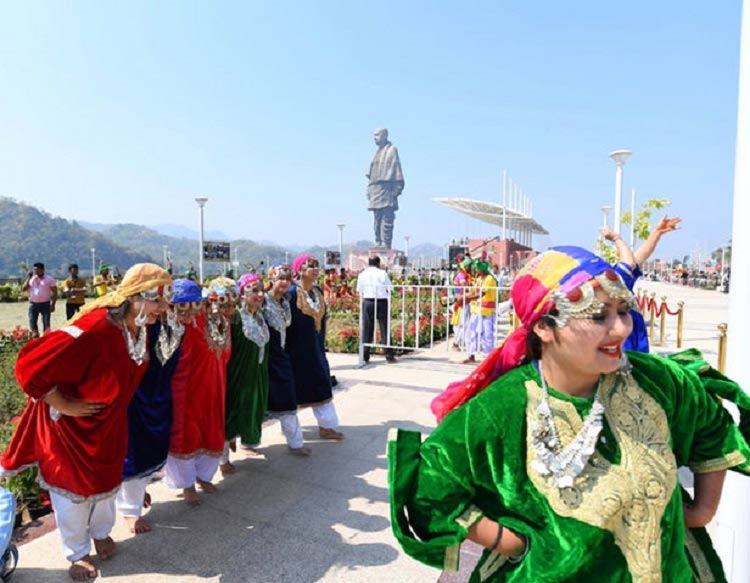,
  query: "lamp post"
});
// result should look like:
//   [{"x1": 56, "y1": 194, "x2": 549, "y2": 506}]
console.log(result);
[
  {"x1": 90, "y1": 248, "x2": 96, "y2": 279},
  {"x1": 336, "y1": 223, "x2": 346, "y2": 260},
  {"x1": 195, "y1": 197, "x2": 208, "y2": 283},
  {"x1": 601, "y1": 205, "x2": 612, "y2": 229},
  {"x1": 404, "y1": 235, "x2": 411, "y2": 259},
  {"x1": 609, "y1": 149, "x2": 632, "y2": 236}
]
